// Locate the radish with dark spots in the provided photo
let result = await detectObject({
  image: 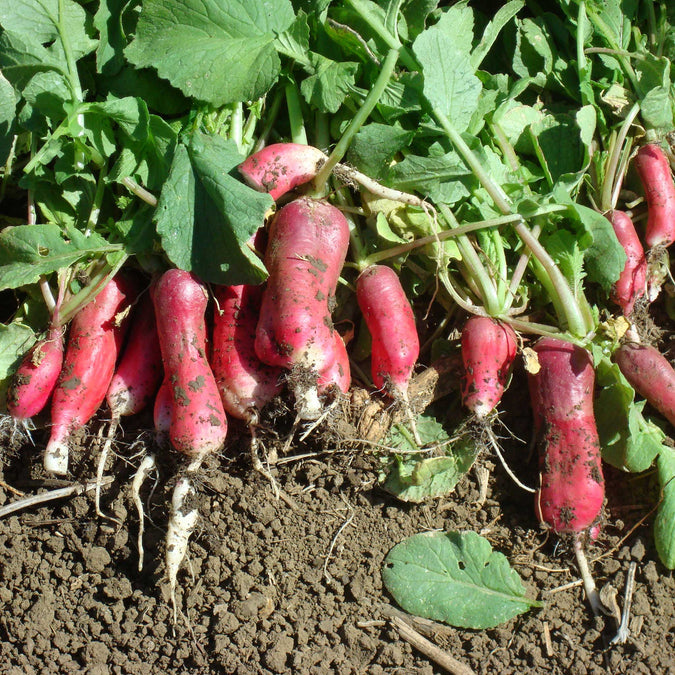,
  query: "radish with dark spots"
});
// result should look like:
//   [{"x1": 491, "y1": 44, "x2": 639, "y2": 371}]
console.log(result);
[{"x1": 528, "y1": 337, "x2": 604, "y2": 534}]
